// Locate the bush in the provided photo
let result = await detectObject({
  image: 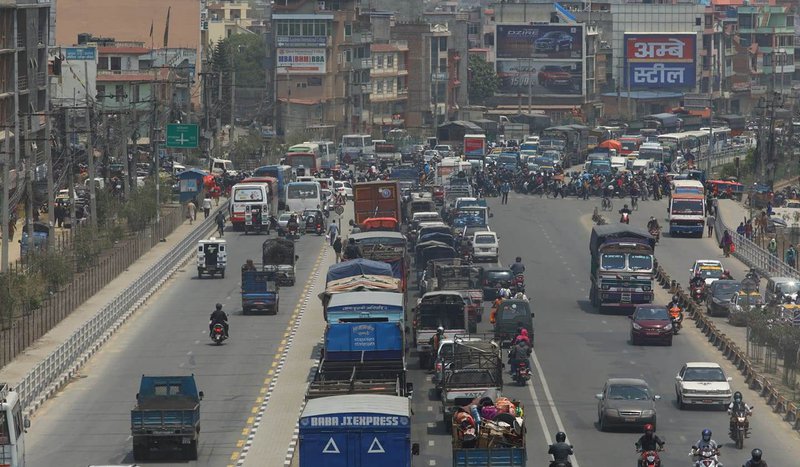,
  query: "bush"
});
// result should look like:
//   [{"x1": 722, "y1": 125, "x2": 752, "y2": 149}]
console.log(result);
[
  {"x1": 28, "y1": 251, "x2": 73, "y2": 293},
  {"x1": 122, "y1": 182, "x2": 158, "y2": 231}
]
